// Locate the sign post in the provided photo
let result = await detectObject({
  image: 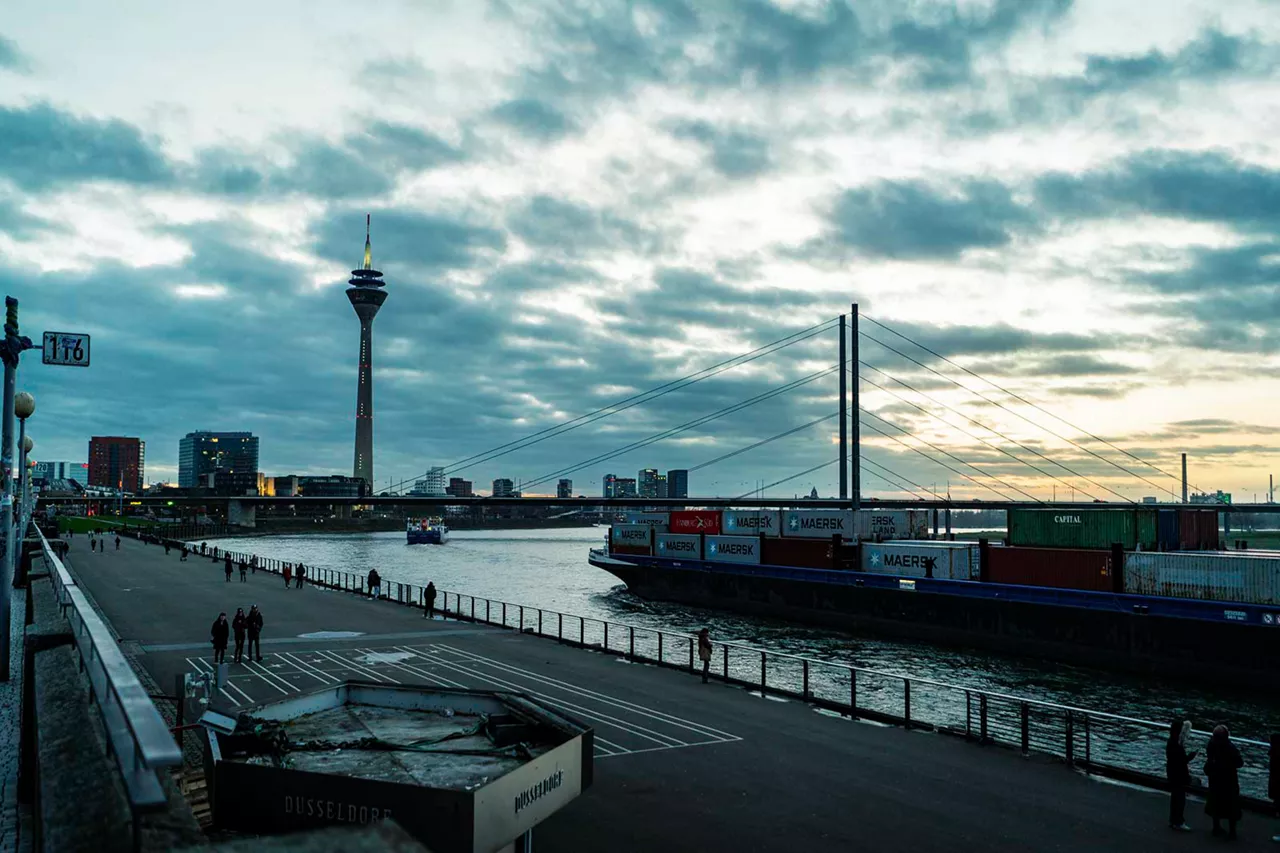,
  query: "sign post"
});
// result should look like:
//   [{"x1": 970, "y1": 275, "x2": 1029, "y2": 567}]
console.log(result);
[{"x1": 42, "y1": 332, "x2": 90, "y2": 367}]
